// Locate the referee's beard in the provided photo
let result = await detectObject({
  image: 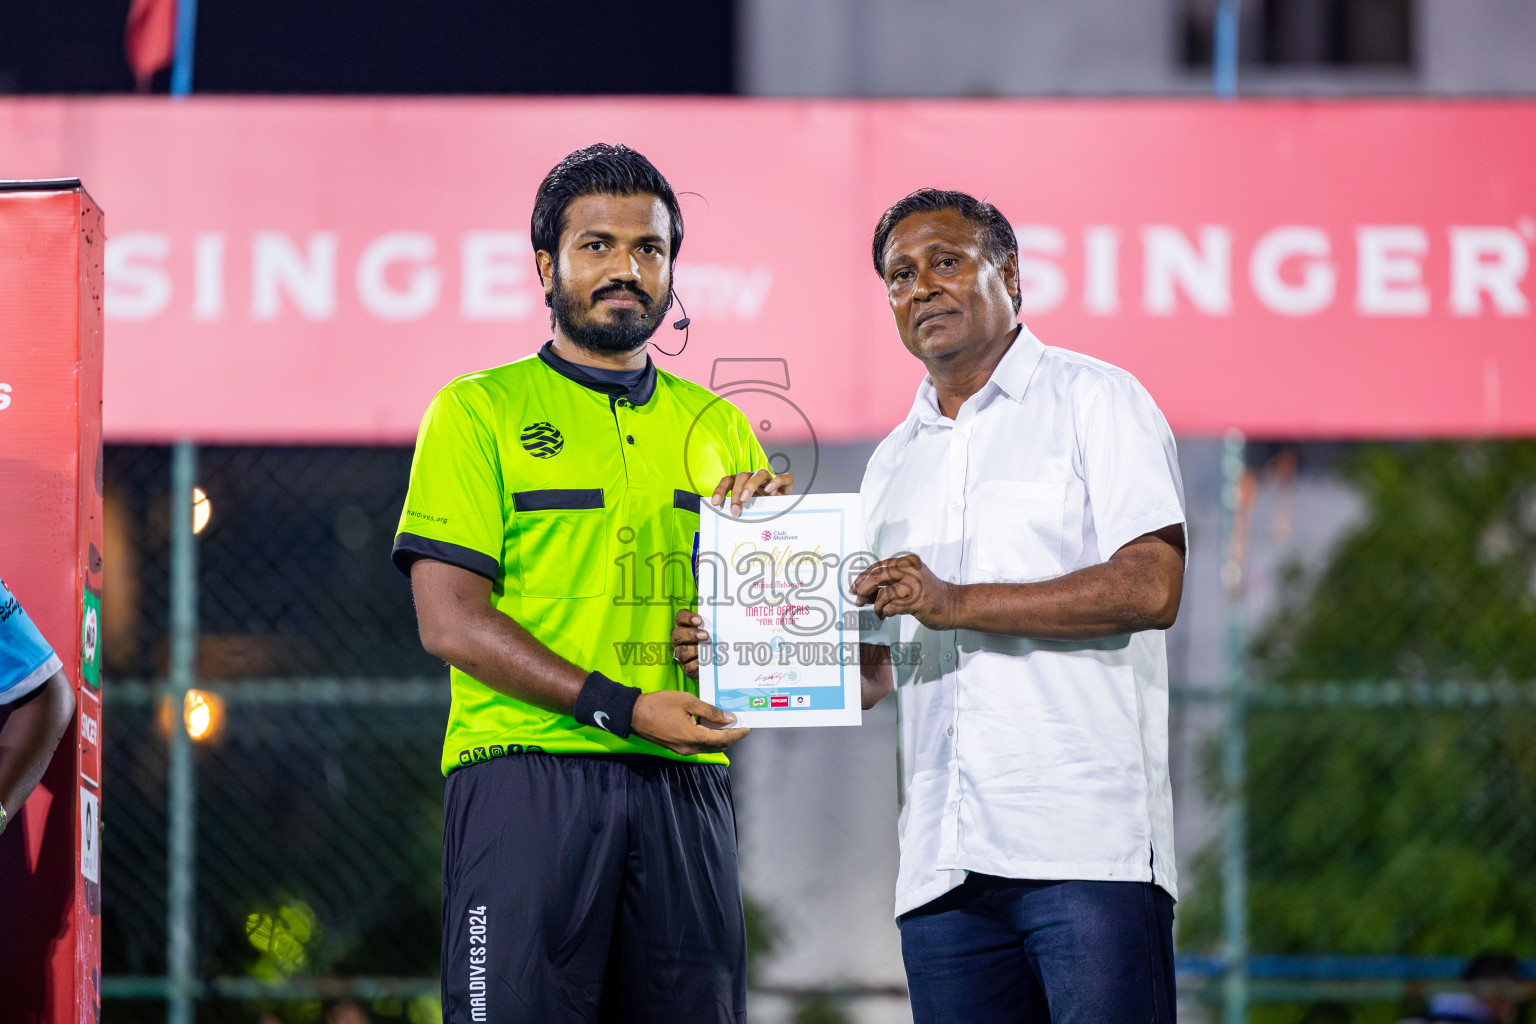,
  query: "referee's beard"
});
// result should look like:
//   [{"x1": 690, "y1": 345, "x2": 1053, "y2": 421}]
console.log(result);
[{"x1": 551, "y1": 271, "x2": 665, "y2": 356}]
